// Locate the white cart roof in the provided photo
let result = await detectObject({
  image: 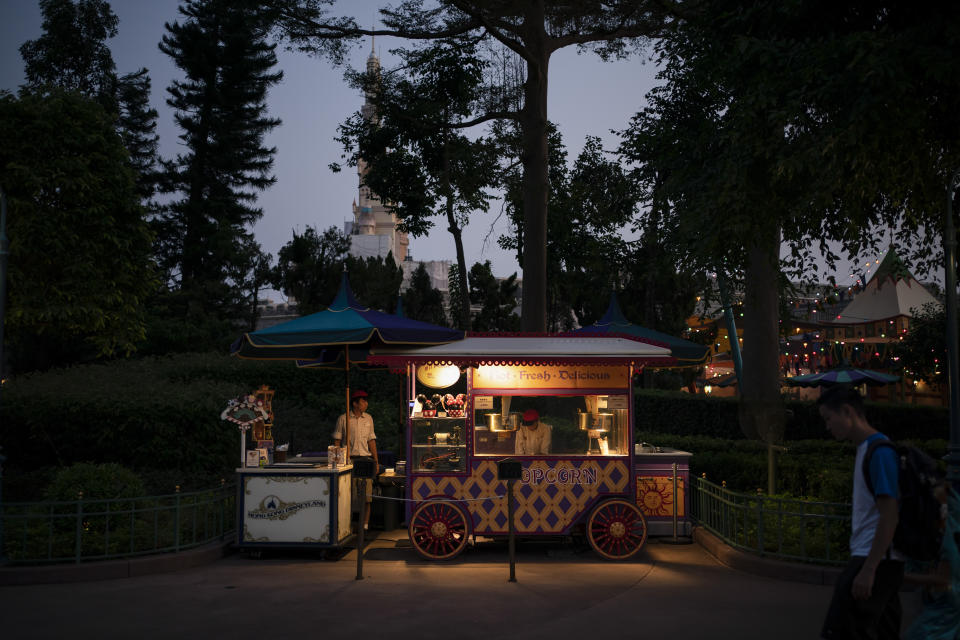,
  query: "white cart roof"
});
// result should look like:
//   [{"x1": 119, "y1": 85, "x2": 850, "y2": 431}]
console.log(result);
[{"x1": 368, "y1": 335, "x2": 675, "y2": 368}]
